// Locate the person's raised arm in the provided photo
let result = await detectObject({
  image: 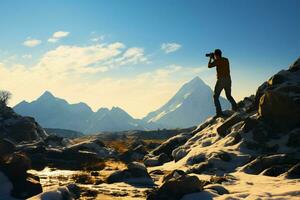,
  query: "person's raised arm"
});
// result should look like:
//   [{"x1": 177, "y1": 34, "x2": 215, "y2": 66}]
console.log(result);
[{"x1": 208, "y1": 57, "x2": 216, "y2": 68}]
